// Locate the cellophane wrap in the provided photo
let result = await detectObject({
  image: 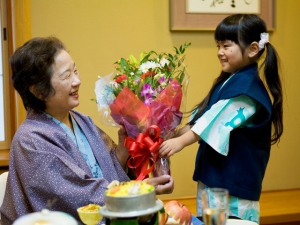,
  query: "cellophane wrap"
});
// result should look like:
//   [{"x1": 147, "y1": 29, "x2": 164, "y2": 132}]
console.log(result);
[{"x1": 94, "y1": 43, "x2": 190, "y2": 180}]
